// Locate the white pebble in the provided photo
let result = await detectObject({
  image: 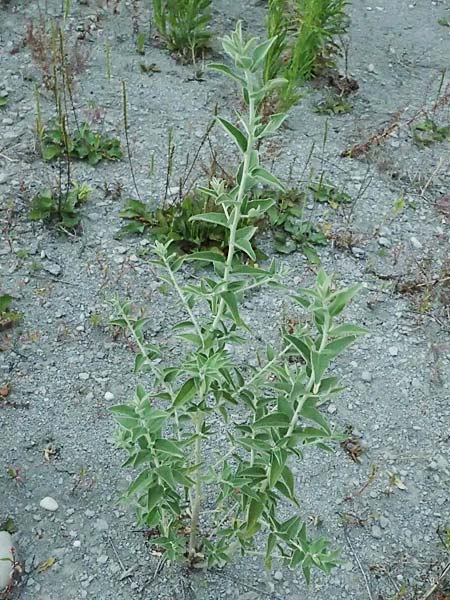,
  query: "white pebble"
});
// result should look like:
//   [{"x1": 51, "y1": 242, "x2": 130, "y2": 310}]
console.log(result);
[
  {"x1": 104, "y1": 391, "x2": 114, "y2": 401},
  {"x1": 0, "y1": 532, "x2": 13, "y2": 590},
  {"x1": 410, "y1": 236, "x2": 422, "y2": 250},
  {"x1": 40, "y1": 496, "x2": 59, "y2": 512}
]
